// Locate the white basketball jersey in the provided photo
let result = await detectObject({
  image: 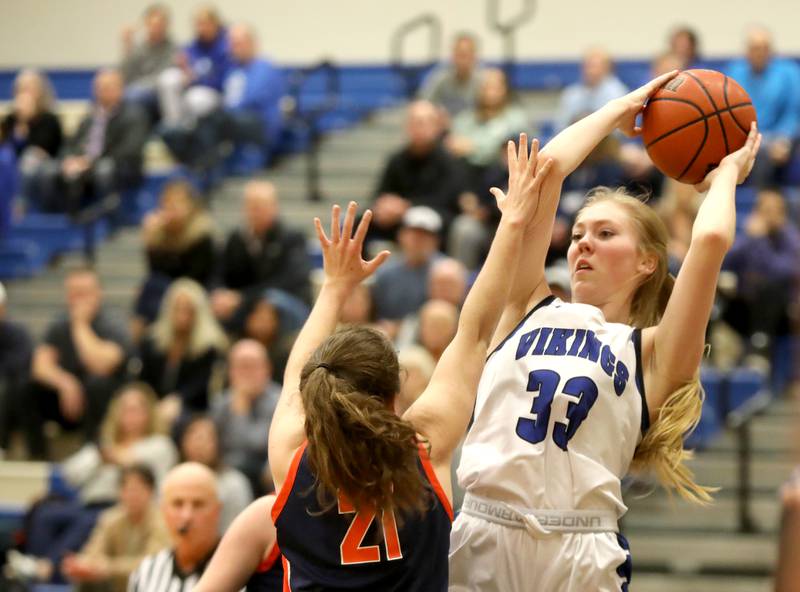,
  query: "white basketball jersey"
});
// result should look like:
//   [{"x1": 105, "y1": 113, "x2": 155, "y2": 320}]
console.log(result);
[{"x1": 457, "y1": 296, "x2": 648, "y2": 518}]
